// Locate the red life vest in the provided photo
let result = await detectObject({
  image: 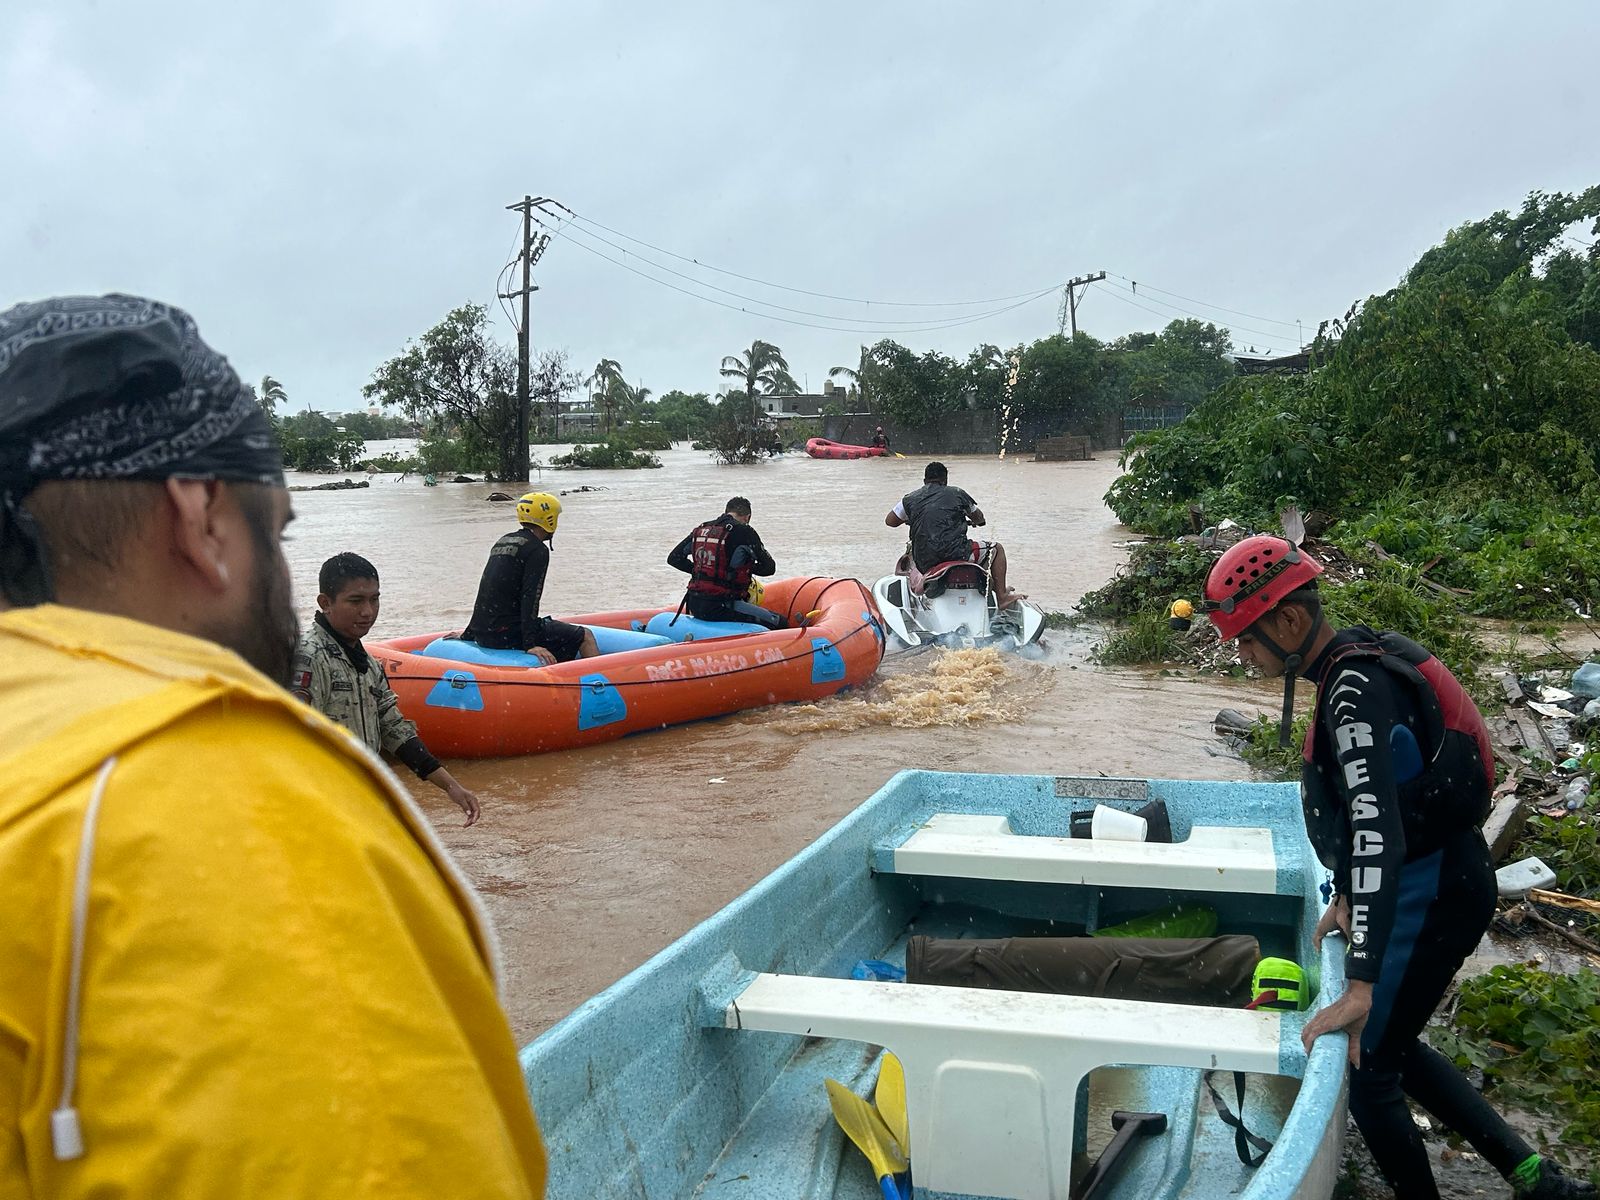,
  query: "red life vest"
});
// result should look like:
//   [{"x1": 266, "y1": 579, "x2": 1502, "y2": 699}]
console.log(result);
[
  {"x1": 1300, "y1": 632, "x2": 1494, "y2": 872},
  {"x1": 686, "y1": 516, "x2": 752, "y2": 600}
]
